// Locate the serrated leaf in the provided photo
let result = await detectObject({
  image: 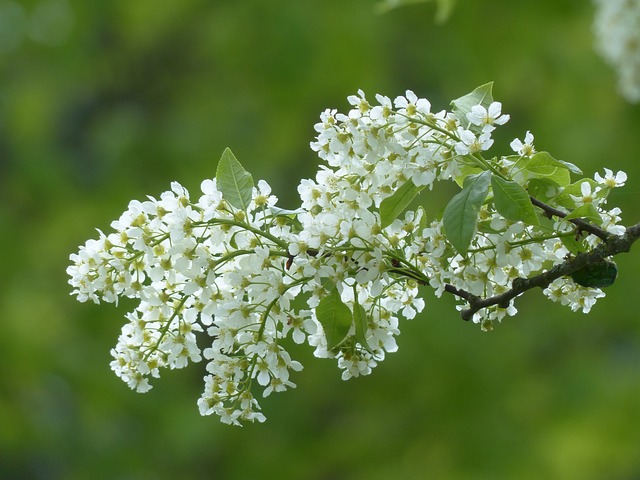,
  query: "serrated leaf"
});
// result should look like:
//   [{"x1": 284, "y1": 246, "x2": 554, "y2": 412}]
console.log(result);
[
  {"x1": 491, "y1": 175, "x2": 539, "y2": 226},
  {"x1": 316, "y1": 290, "x2": 352, "y2": 351},
  {"x1": 380, "y1": 179, "x2": 424, "y2": 228},
  {"x1": 216, "y1": 148, "x2": 254, "y2": 211},
  {"x1": 442, "y1": 170, "x2": 491, "y2": 255},
  {"x1": 451, "y1": 82, "x2": 494, "y2": 128},
  {"x1": 565, "y1": 203, "x2": 602, "y2": 225},
  {"x1": 353, "y1": 302, "x2": 372, "y2": 352}
]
